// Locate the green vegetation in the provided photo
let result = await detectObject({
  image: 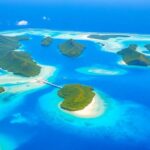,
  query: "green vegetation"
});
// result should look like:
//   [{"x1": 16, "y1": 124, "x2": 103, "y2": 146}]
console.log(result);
[
  {"x1": 59, "y1": 39, "x2": 85, "y2": 57},
  {"x1": 117, "y1": 44, "x2": 150, "y2": 66},
  {"x1": 0, "y1": 87, "x2": 5, "y2": 93},
  {"x1": 88, "y1": 34, "x2": 130, "y2": 40},
  {"x1": 0, "y1": 35, "x2": 30, "y2": 58},
  {"x1": 58, "y1": 84, "x2": 95, "y2": 111},
  {"x1": 144, "y1": 44, "x2": 150, "y2": 51},
  {"x1": 41, "y1": 37, "x2": 52, "y2": 46},
  {"x1": 0, "y1": 35, "x2": 41, "y2": 77},
  {"x1": 0, "y1": 35, "x2": 20, "y2": 57},
  {"x1": 0, "y1": 51, "x2": 41, "y2": 77}
]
